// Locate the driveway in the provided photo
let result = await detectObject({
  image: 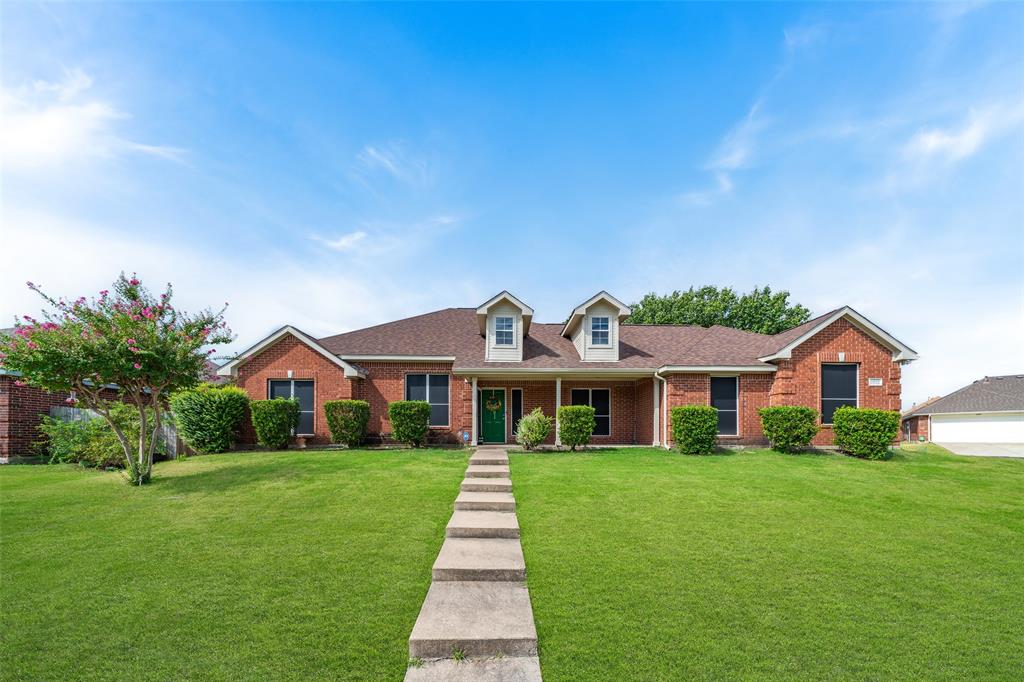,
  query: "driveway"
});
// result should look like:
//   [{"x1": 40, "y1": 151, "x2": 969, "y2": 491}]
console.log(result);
[{"x1": 937, "y1": 442, "x2": 1024, "y2": 458}]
